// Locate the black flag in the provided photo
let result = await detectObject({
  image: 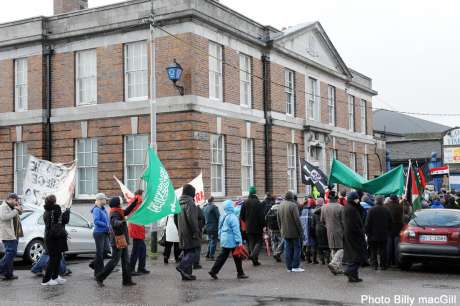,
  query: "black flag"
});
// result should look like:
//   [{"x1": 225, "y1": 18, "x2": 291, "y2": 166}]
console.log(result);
[{"x1": 301, "y1": 160, "x2": 328, "y2": 194}]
